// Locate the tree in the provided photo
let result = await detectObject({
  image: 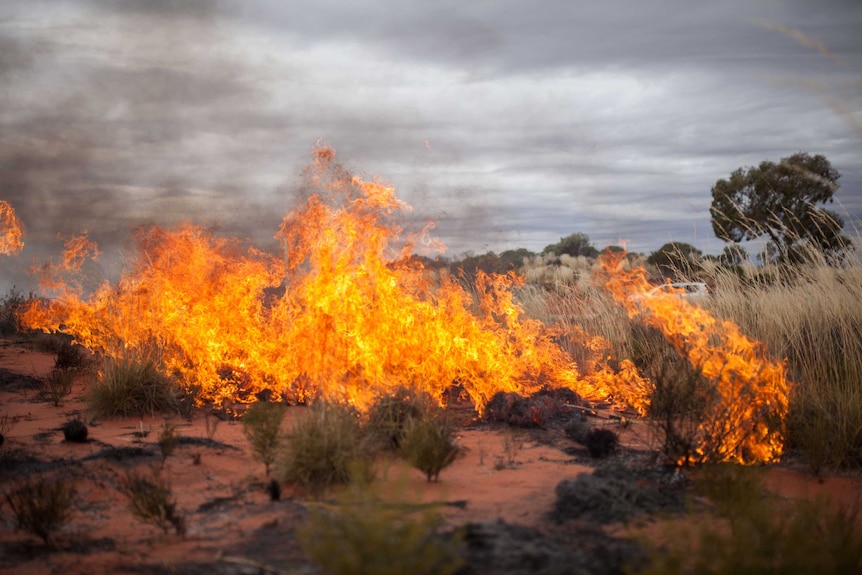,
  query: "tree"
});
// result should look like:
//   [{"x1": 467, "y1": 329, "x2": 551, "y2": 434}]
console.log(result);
[
  {"x1": 543, "y1": 232, "x2": 599, "y2": 259},
  {"x1": 647, "y1": 242, "x2": 703, "y2": 279},
  {"x1": 710, "y1": 153, "x2": 851, "y2": 264}
]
